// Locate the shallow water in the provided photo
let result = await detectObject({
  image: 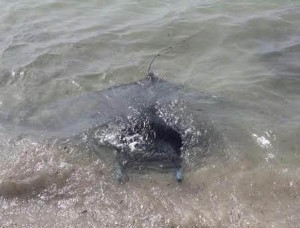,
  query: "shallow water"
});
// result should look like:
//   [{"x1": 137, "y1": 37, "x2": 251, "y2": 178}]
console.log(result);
[{"x1": 1, "y1": 0, "x2": 300, "y2": 227}]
